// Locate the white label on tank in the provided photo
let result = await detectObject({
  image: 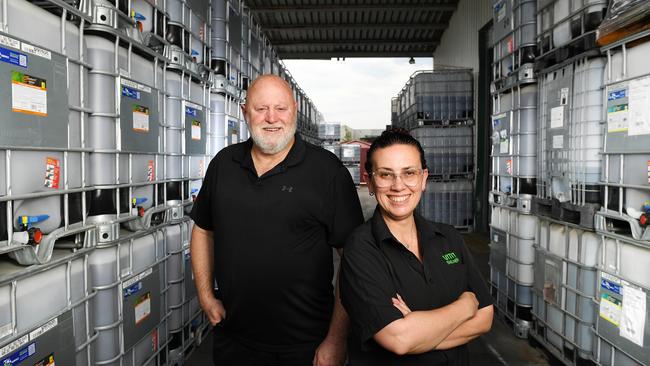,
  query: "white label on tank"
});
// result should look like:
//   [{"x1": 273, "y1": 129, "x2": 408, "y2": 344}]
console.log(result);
[
  {"x1": 0, "y1": 35, "x2": 20, "y2": 49},
  {"x1": 628, "y1": 76, "x2": 650, "y2": 136},
  {"x1": 185, "y1": 101, "x2": 203, "y2": 111},
  {"x1": 135, "y1": 292, "x2": 151, "y2": 325},
  {"x1": 550, "y1": 106, "x2": 564, "y2": 128},
  {"x1": 607, "y1": 101, "x2": 629, "y2": 132},
  {"x1": 499, "y1": 138, "x2": 509, "y2": 154},
  {"x1": 552, "y1": 135, "x2": 564, "y2": 149},
  {"x1": 620, "y1": 284, "x2": 646, "y2": 347},
  {"x1": 231, "y1": 133, "x2": 238, "y2": 145},
  {"x1": 559, "y1": 88, "x2": 569, "y2": 106},
  {"x1": 123, "y1": 267, "x2": 153, "y2": 287},
  {"x1": 600, "y1": 293, "x2": 622, "y2": 326},
  {"x1": 0, "y1": 323, "x2": 12, "y2": 339},
  {"x1": 11, "y1": 71, "x2": 47, "y2": 116},
  {"x1": 343, "y1": 147, "x2": 355, "y2": 158},
  {"x1": 121, "y1": 78, "x2": 151, "y2": 93},
  {"x1": 29, "y1": 317, "x2": 57, "y2": 341},
  {"x1": 21, "y1": 43, "x2": 51, "y2": 60},
  {"x1": 0, "y1": 334, "x2": 28, "y2": 359},
  {"x1": 326, "y1": 124, "x2": 336, "y2": 135},
  {"x1": 191, "y1": 120, "x2": 201, "y2": 140},
  {"x1": 132, "y1": 105, "x2": 150, "y2": 132}
]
